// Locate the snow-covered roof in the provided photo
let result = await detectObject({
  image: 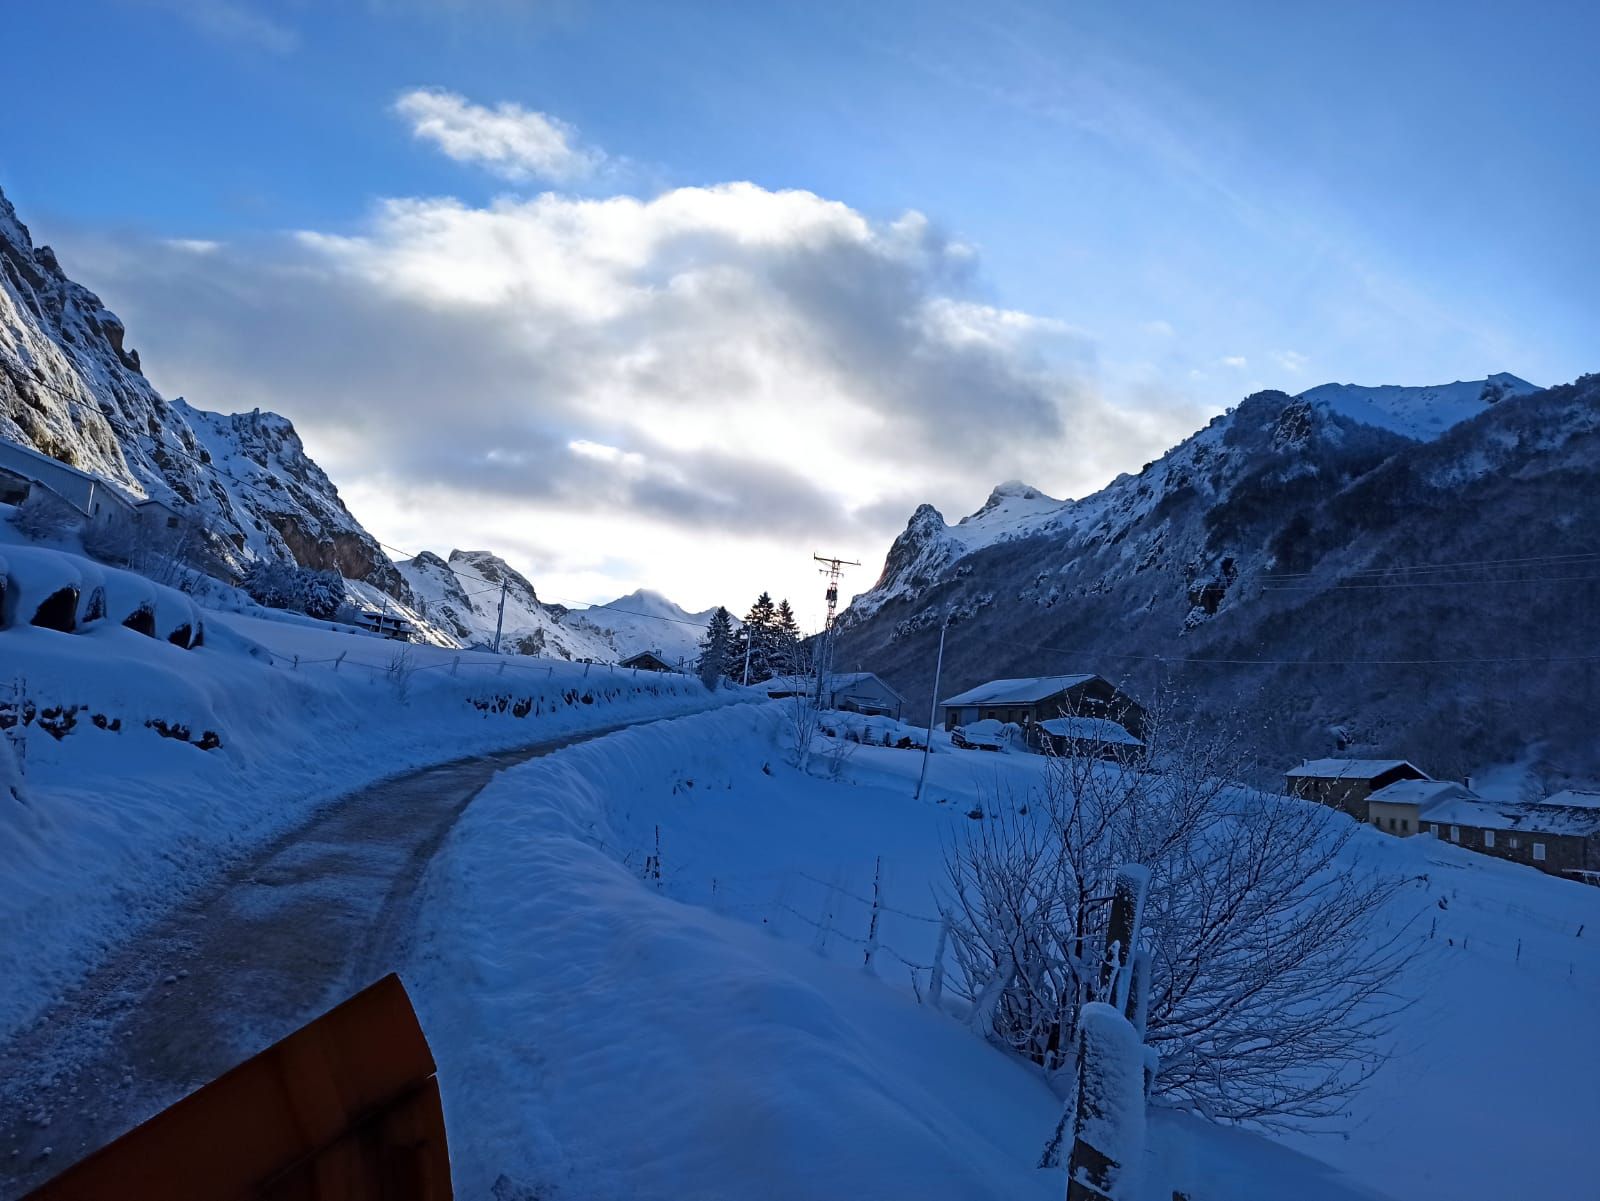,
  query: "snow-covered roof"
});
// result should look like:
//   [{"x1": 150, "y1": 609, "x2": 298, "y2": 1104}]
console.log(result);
[
  {"x1": 1037, "y1": 717, "x2": 1142, "y2": 747},
  {"x1": 941, "y1": 674, "x2": 1098, "y2": 708},
  {"x1": 1285, "y1": 758, "x2": 1428, "y2": 781},
  {"x1": 759, "y1": 672, "x2": 898, "y2": 699},
  {"x1": 1368, "y1": 779, "x2": 1468, "y2": 807},
  {"x1": 1544, "y1": 790, "x2": 1600, "y2": 810},
  {"x1": 1425, "y1": 796, "x2": 1600, "y2": 838}
]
